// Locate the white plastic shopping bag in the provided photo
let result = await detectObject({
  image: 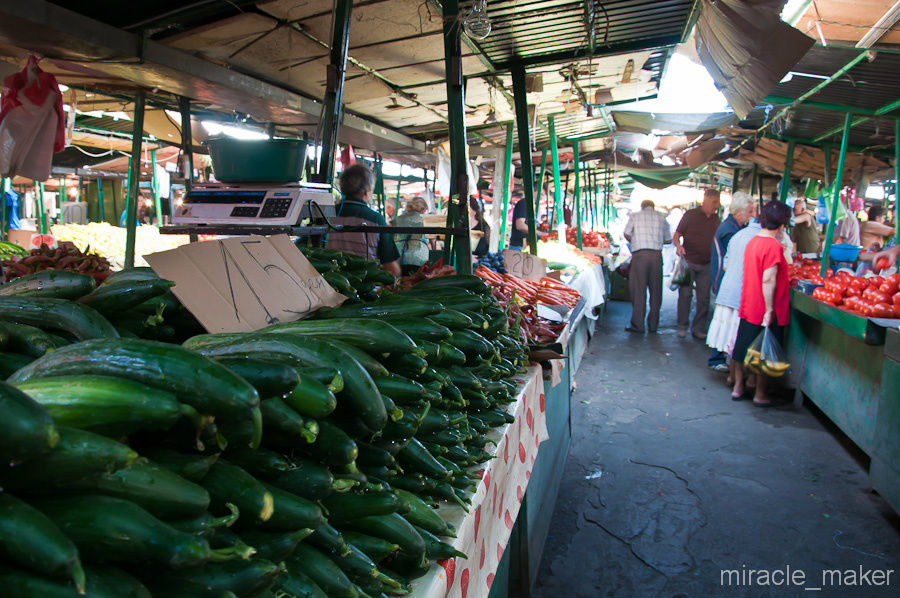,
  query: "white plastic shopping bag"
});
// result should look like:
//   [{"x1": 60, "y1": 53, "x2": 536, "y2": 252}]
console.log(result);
[{"x1": 0, "y1": 55, "x2": 65, "y2": 181}]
